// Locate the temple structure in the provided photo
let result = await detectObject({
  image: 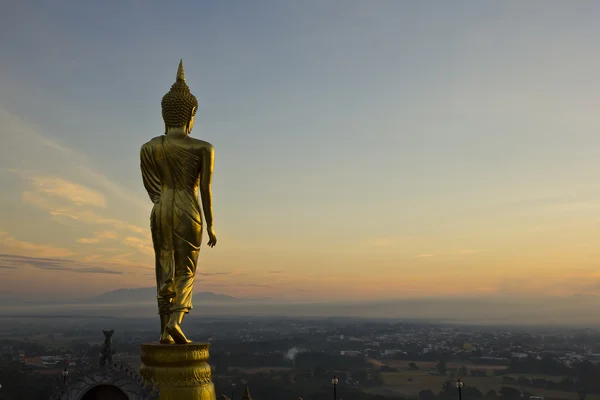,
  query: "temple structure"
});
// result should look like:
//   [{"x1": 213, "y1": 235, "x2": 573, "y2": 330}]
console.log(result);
[
  {"x1": 50, "y1": 331, "x2": 159, "y2": 400},
  {"x1": 48, "y1": 331, "x2": 259, "y2": 400}
]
